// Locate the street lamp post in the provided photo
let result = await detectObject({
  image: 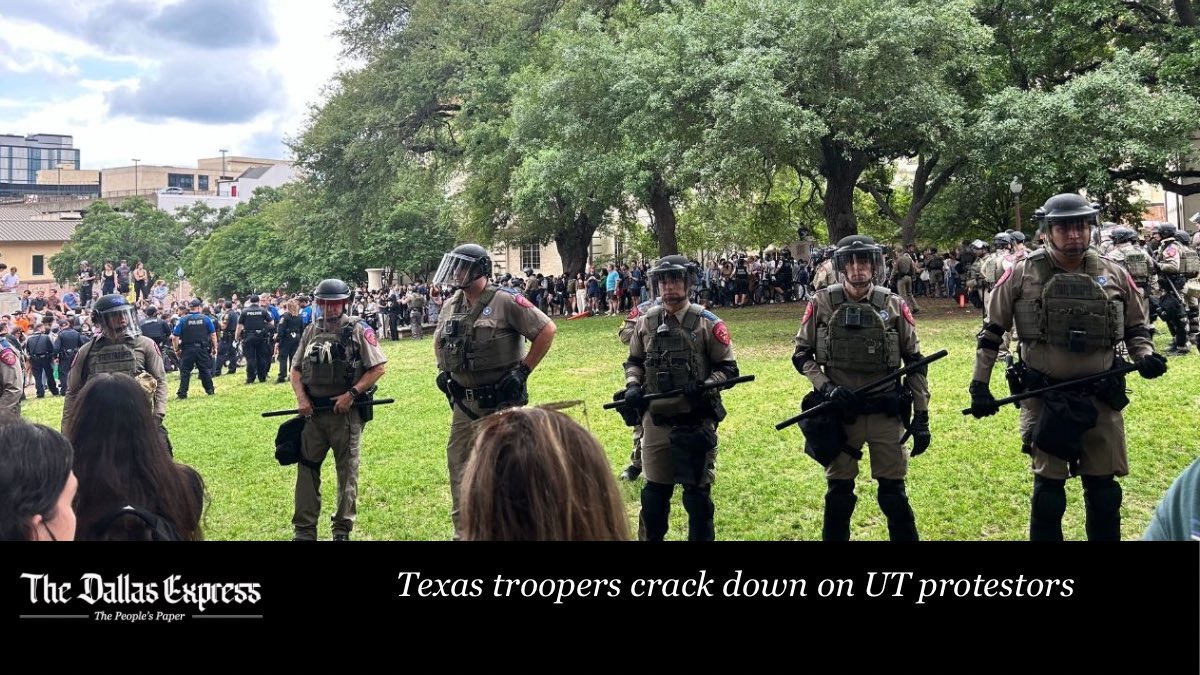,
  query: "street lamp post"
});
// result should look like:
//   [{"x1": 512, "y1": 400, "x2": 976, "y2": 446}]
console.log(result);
[
  {"x1": 132, "y1": 158, "x2": 141, "y2": 196},
  {"x1": 1009, "y1": 176, "x2": 1023, "y2": 232}
]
